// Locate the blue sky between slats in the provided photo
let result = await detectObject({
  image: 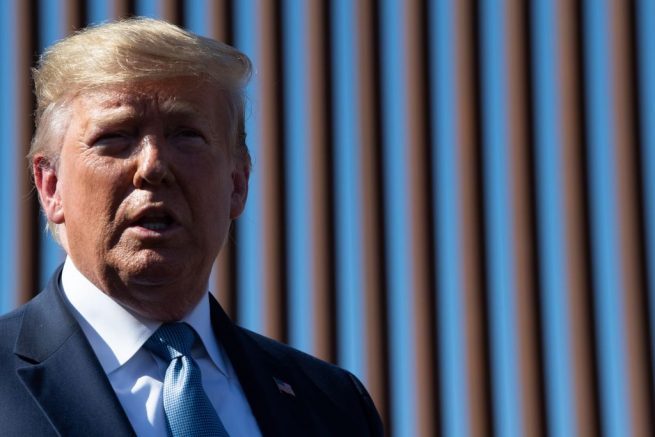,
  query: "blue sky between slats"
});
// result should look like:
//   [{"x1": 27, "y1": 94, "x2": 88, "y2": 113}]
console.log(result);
[
  {"x1": 233, "y1": 0, "x2": 265, "y2": 334},
  {"x1": 531, "y1": 1, "x2": 576, "y2": 436},
  {"x1": 480, "y1": 0, "x2": 523, "y2": 435},
  {"x1": 583, "y1": 0, "x2": 631, "y2": 435},
  {"x1": 379, "y1": 0, "x2": 419, "y2": 435},
  {"x1": 0, "y1": 0, "x2": 18, "y2": 313},
  {"x1": 331, "y1": 0, "x2": 366, "y2": 381},
  {"x1": 430, "y1": 1, "x2": 469, "y2": 436}
]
